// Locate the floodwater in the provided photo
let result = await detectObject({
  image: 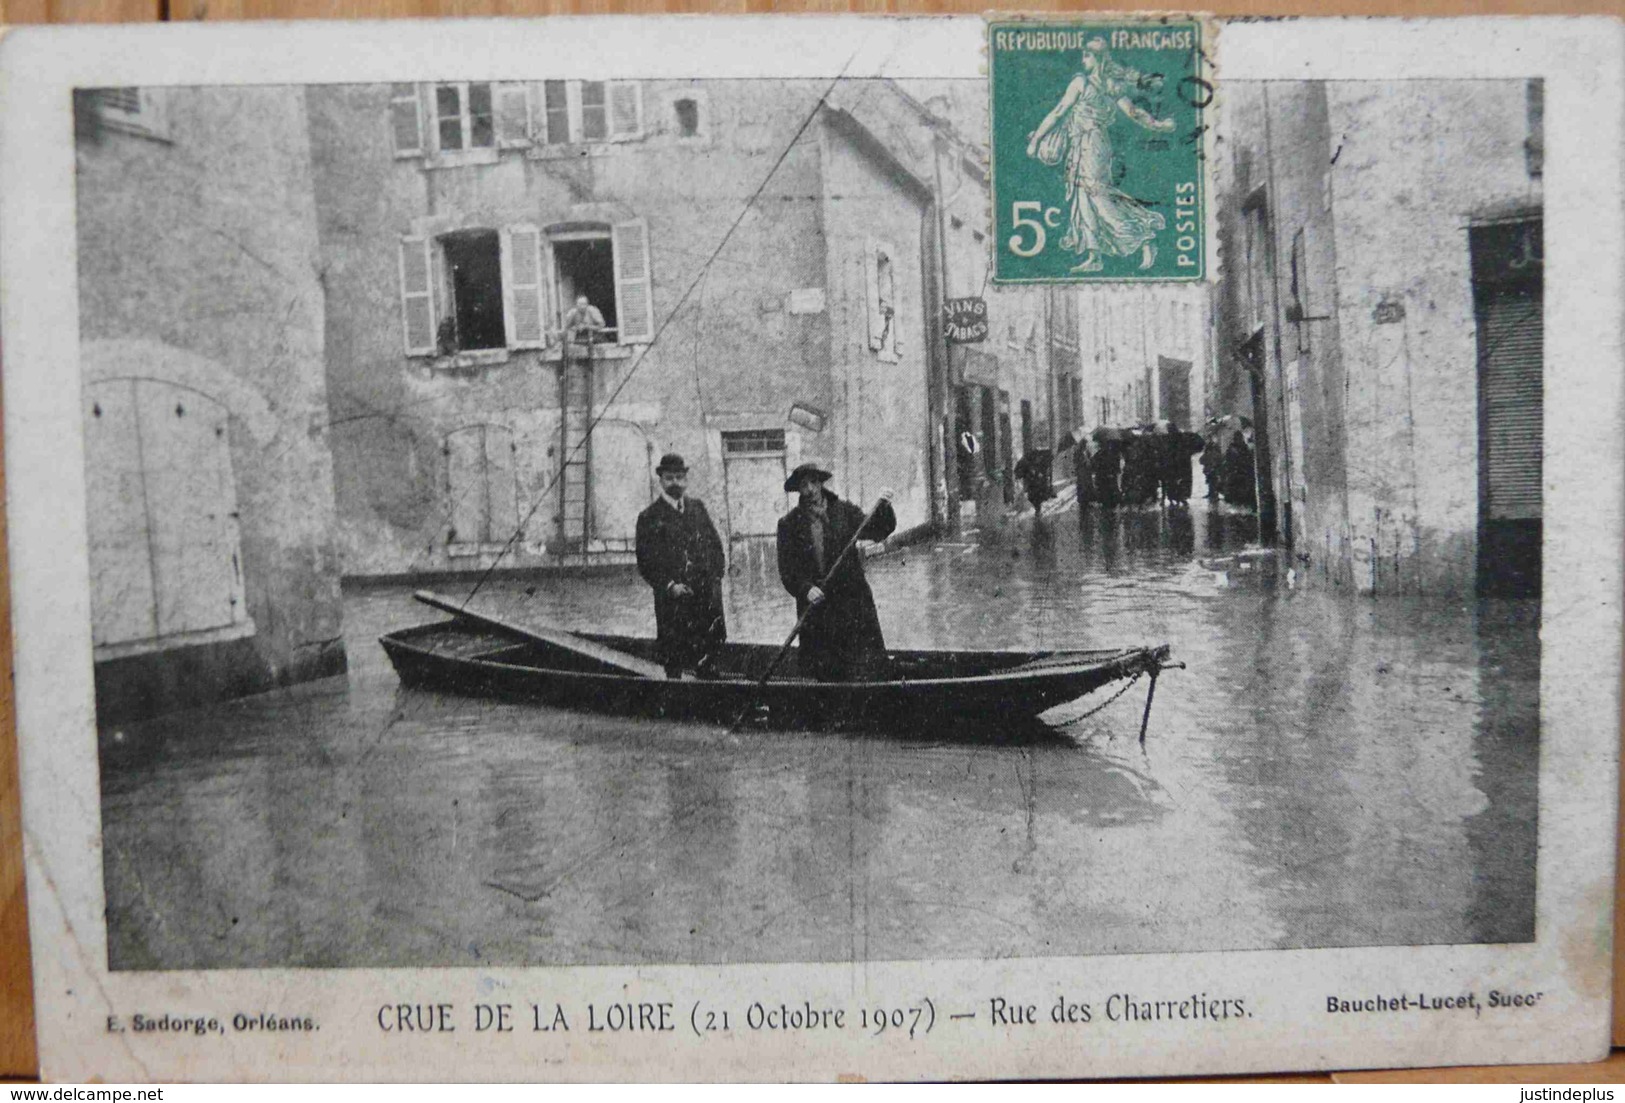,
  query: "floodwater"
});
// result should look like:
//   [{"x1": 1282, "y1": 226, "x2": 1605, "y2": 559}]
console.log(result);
[{"x1": 101, "y1": 494, "x2": 1539, "y2": 970}]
